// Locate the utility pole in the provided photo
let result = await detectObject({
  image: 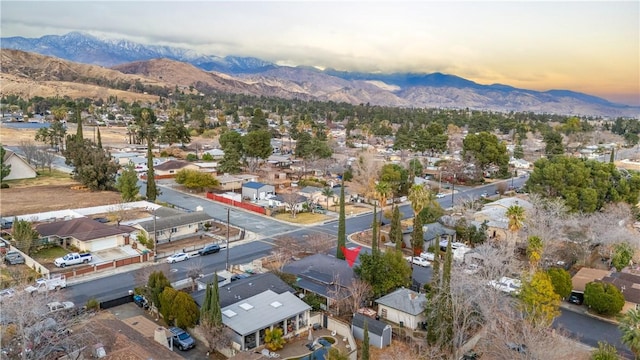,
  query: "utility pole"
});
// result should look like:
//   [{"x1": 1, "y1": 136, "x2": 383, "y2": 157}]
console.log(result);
[
  {"x1": 153, "y1": 210, "x2": 157, "y2": 262},
  {"x1": 226, "y1": 207, "x2": 230, "y2": 272},
  {"x1": 451, "y1": 174, "x2": 456, "y2": 207}
]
